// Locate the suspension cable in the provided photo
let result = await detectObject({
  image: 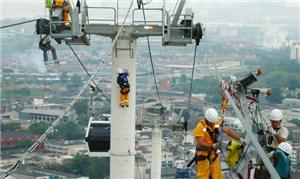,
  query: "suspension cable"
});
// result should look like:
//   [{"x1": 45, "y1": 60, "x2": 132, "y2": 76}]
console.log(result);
[
  {"x1": 68, "y1": 44, "x2": 110, "y2": 102},
  {"x1": 141, "y1": 2, "x2": 164, "y2": 109},
  {"x1": 185, "y1": 44, "x2": 198, "y2": 132},
  {"x1": 0, "y1": 19, "x2": 39, "y2": 29},
  {"x1": 111, "y1": 0, "x2": 134, "y2": 48}
]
